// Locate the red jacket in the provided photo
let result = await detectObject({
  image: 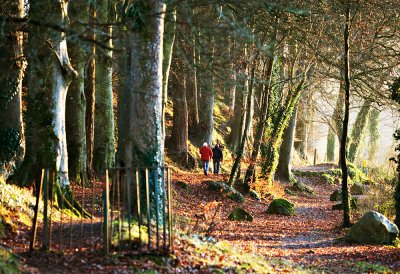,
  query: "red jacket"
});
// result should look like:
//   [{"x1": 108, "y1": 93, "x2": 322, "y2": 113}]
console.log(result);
[{"x1": 199, "y1": 146, "x2": 213, "y2": 161}]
